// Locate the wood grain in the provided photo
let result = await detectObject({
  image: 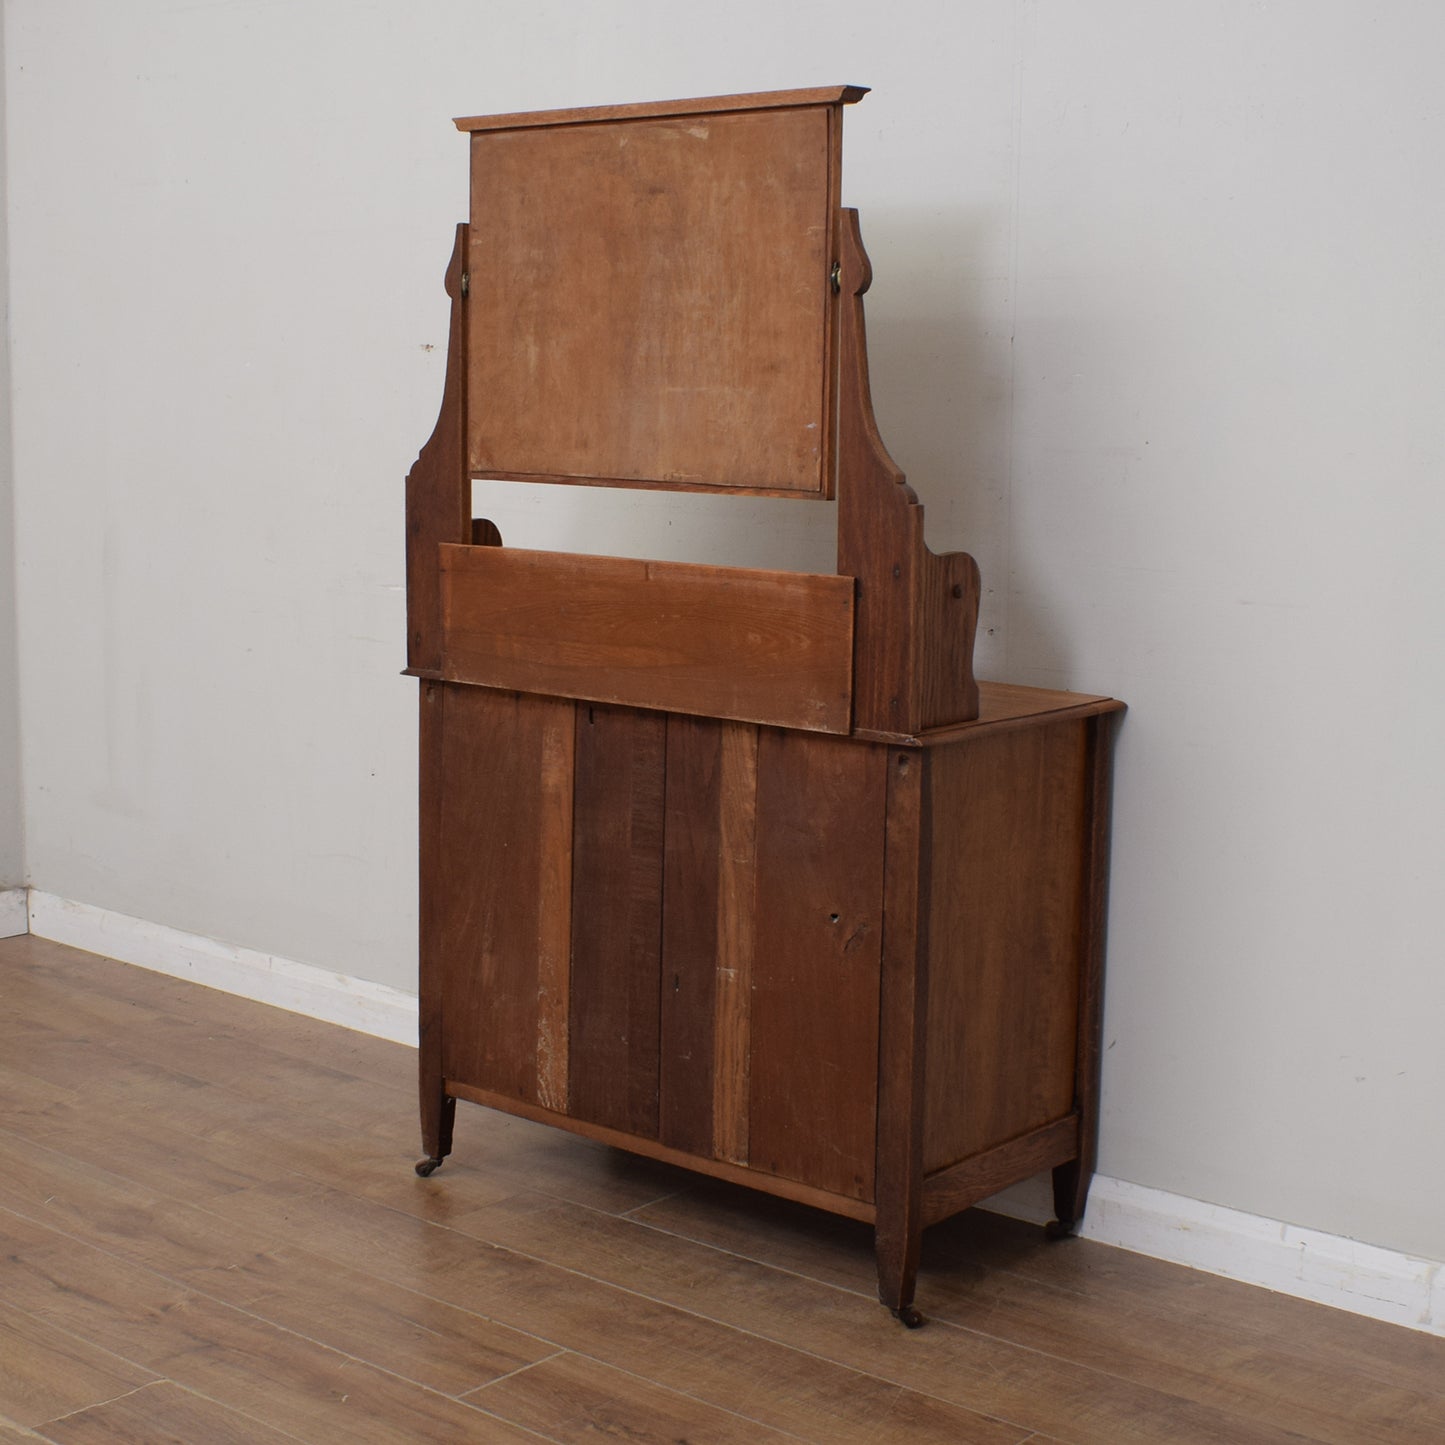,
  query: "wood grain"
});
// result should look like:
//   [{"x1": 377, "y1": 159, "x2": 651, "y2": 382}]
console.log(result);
[
  {"x1": 435, "y1": 685, "x2": 575, "y2": 1107},
  {"x1": 439, "y1": 544, "x2": 854, "y2": 732},
  {"x1": 404, "y1": 224, "x2": 470, "y2": 674},
  {"x1": 658, "y1": 715, "x2": 724, "y2": 1158},
  {"x1": 923, "y1": 719, "x2": 1090, "y2": 1173},
  {"x1": 835, "y1": 208, "x2": 981, "y2": 735},
  {"x1": 748, "y1": 728, "x2": 886, "y2": 1201},
  {"x1": 8, "y1": 936, "x2": 1444, "y2": 1445},
  {"x1": 568, "y1": 703, "x2": 667, "y2": 1139},
  {"x1": 712, "y1": 721, "x2": 759, "y2": 1166},
  {"x1": 38, "y1": 1381, "x2": 301, "y2": 1445},
  {"x1": 873, "y1": 746, "x2": 930, "y2": 1312},
  {"x1": 467, "y1": 105, "x2": 837, "y2": 493},
  {"x1": 454, "y1": 84, "x2": 868, "y2": 132},
  {"x1": 0, "y1": 1304, "x2": 154, "y2": 1430},
  {"x1": 466, "y1": 1351, "x2": 802, "y2": 1444}
]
